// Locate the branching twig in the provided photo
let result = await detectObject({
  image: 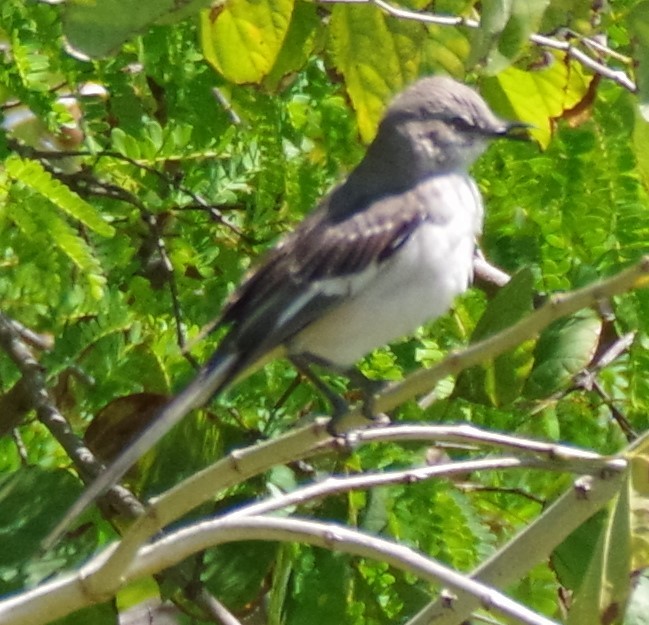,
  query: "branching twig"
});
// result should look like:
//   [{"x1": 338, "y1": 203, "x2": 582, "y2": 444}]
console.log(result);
[
  {"x1": 0, "y1": 312, "x2": 143, "y2": 521},
  {"x1": 11, "y1": 141, "x2": 250, "y2": 242},
  {"x1": 455, "y1": 484, "x2": 545, "y2": 506},
  {"x1": 528, "y1": 33, "x2": 635, "y2": 91},
  {"x1": 58, "y1": 256, "x2": 649, "y2": 595},
  {"x1": 223, "y1": 456, "x2": 546, "y2": 520},
  {"x1": 351, "y1": 423, "x2": 615, "y2": 473},
  {"x1": 1, "y1": 516, "x2": 564, "y2": 625},
  {"x1": 317, "y1": 0, "x2": 637, "y2": 92},
  {"x1": 406, "y1": 466, "x2": 627, "y2": 625}
]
